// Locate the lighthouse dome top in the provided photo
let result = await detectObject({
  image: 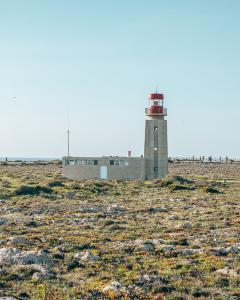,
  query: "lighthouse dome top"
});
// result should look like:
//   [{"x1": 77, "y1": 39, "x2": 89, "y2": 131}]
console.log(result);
[{"x1": 149, "y1": 93, "x2": 164, "y2": 100}]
